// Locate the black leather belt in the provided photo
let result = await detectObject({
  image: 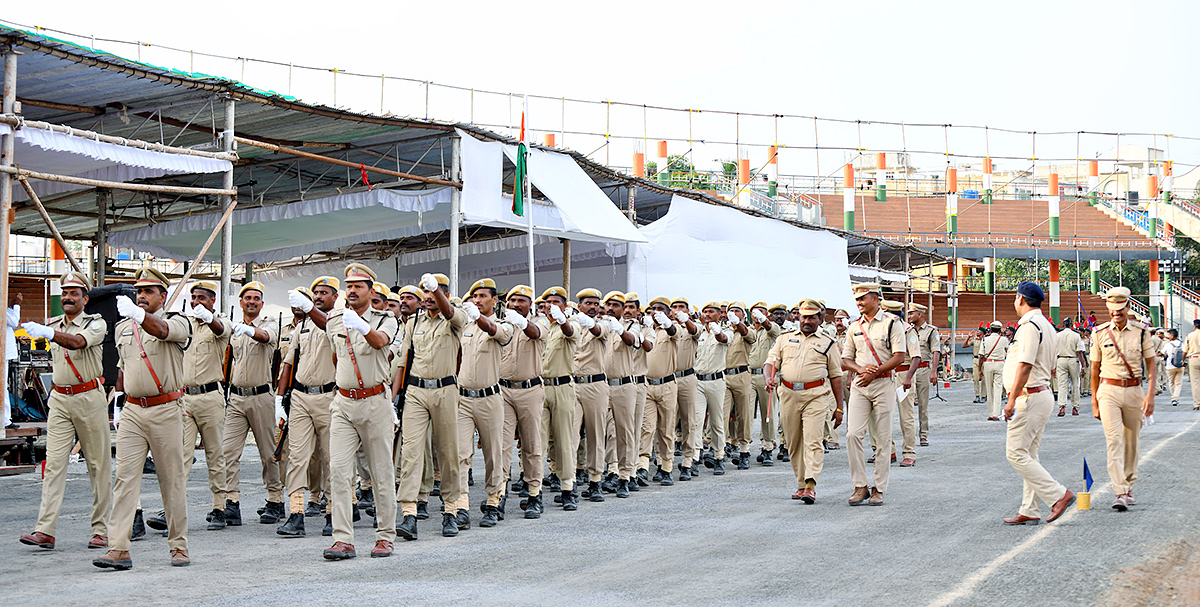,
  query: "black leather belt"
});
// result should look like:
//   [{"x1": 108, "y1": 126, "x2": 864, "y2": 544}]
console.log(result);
[
  {"x1": 230, "y1": 383, "x2": 271, "y2": 397},
  {"x1": 573, "y1": 373, "x2": 607, "y2": 384},
  {"x1": 607, "y1": 375, "x2": 634, "y2": 386},
  {"x1": 634, "y1": 376, "x2": 646, "y2": 384},
  {"x1": 500, "y1": 377, "x2": 543, "y2": 390},
  {"x1": 674, "y1": 368, "x2": 695, "y2": 378},
  {"x1": 750, "y1": 368, "x2": 765, "y2": 375},
  {"x1": 295, "y1": 381, "x2": 337, "y2": 394},
  {"x1": 725, "y1": 365, "x2": 749, "y2": 376},
  {"x1": 542, "y1": 375, "x2": 573, "y2": 387},
  {"x1": 460, "y1": 384, "x2": 500, "y2": 398},
  {"x1": 184, "y1": 381, "x2": 221, "y2": 396},
  {"x1": 647, "y1": 374, "x2": 675, "y2": 386},
  {"x1": 697, "y1": 371, "x2": 724, "y2": 381},
  {"x1": 410, "y1": 375, "x2": 457, "y2": 390}
]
